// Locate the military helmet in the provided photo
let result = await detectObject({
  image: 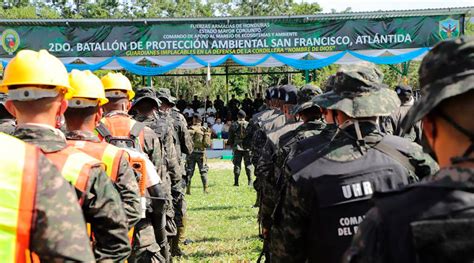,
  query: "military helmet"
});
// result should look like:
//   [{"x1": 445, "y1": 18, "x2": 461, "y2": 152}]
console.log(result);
[
  {"x1": 403, "y1": 36, "x2": 474, "y2": 130},
  {"x1": 282, "y1": 85, "x2": 298, "y2": 105},
  {"x1": 1, "y1": 49, "x2": 73, "y2": 101},
  {"x1": 315, "y1": 63, "x2": 400, "y2": 118},
  {"x1": 131, "y1": 87, "x2": 161, "y2": 109}
]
